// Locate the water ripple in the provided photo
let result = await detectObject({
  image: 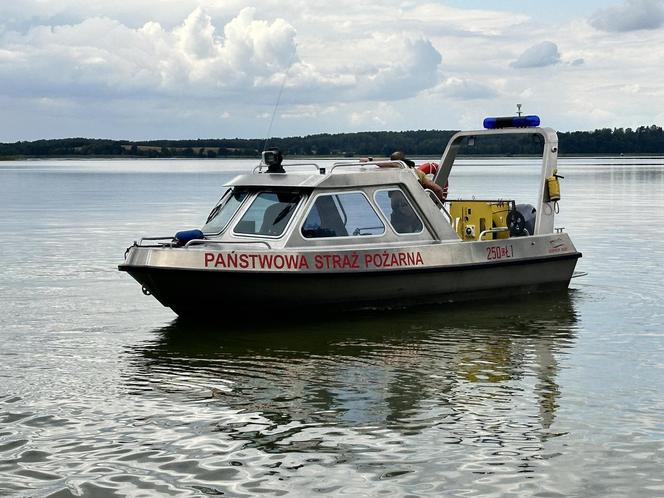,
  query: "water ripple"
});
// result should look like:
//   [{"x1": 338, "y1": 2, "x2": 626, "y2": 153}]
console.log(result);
[{"x1": 2, "y1": 159, "x2": 664, "y2": 496}]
